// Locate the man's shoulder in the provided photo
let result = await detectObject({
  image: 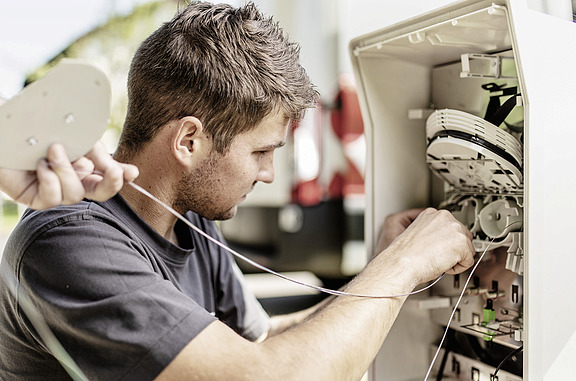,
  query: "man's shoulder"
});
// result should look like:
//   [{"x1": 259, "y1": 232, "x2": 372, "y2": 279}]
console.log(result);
[
  {"x1": 17, "y1": 199, "x2": 116, "y2": 233},
  {"x1": 5, "y1": 197, "x2": 131, "y2": 257}
]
